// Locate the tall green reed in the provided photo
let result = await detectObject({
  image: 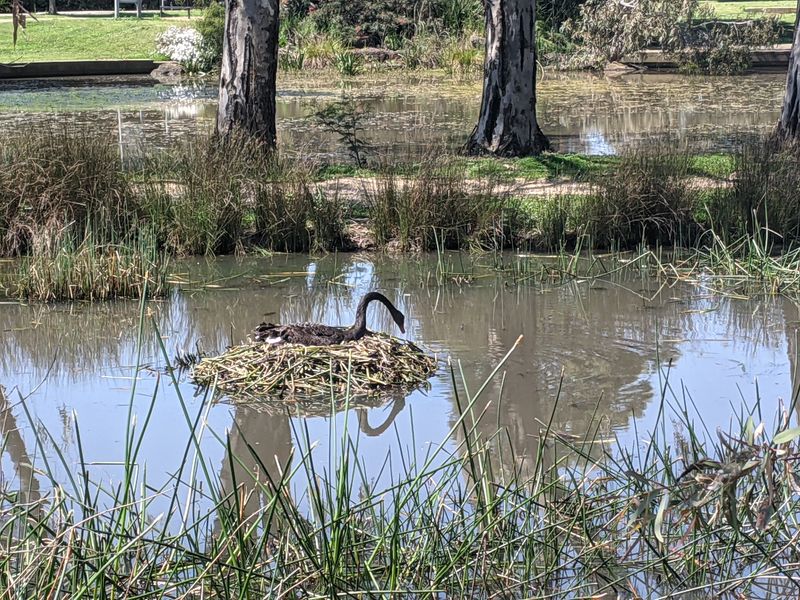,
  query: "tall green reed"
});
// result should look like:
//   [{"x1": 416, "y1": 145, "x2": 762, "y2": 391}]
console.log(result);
[
  {"x1": 586, "y1": 142, "x2": 697, "y2": 248},
  {"x1": 709, "y1": 135, "x2": 800, "y2": 244},
  {"x1": 140, "y1": 133, "x2": 347, "y2": 254}
]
